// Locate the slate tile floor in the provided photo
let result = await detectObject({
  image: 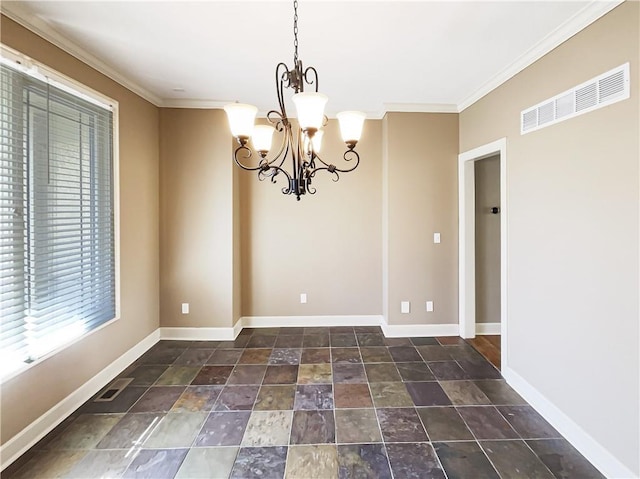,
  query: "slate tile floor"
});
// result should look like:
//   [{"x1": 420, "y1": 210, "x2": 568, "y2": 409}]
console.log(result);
[{"x1": 5, "y1": 327, "x2": 604, "y2": 479}]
